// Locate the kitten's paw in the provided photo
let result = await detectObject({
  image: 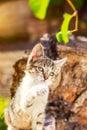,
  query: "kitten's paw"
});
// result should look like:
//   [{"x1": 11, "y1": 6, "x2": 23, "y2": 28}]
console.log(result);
[
  {"x1": 32, "y1": 85, "x2": 48, "y2": 97},
  {"x1": 36, "y1": 87, "x2": 48, "y2": 96}
]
